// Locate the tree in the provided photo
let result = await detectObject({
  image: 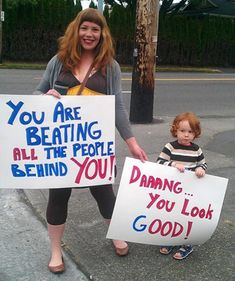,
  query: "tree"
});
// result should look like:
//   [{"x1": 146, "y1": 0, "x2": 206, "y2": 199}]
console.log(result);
[{"x1": 89, "y1": 0, "x2": 97, "y2": 8}]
